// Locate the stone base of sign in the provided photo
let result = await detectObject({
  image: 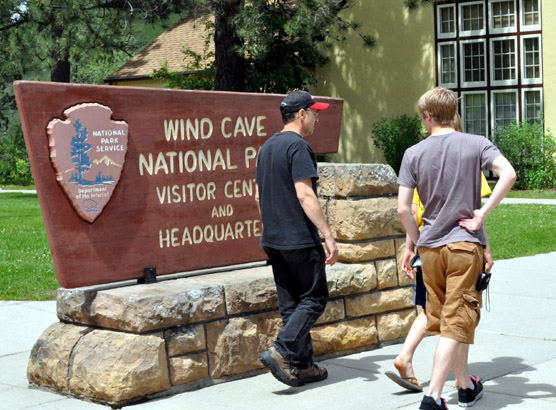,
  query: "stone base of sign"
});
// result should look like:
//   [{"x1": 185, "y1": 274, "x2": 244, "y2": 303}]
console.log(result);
[{"x1": 27, "y1": 163, "x2": 415, "y2": 406}]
